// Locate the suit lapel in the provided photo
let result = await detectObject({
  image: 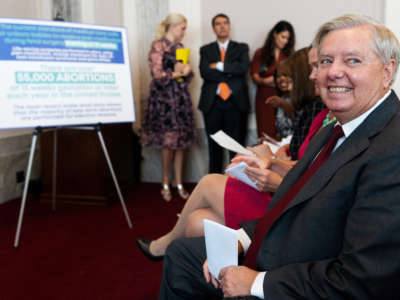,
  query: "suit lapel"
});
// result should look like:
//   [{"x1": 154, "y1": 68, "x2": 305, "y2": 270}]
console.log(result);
[
  {"x1": 286, "y1": 131, "x2": 369, "y2": 211},
  {"x1": 211, "y1": 40, "x2": 234, "y2": 62},
  {"x1": 225, "y1": 40, "x2": 235, "y2": 62},
  {"x1": 277, "y1": 91, "x2": 400, "y2": 214},
  {"x1": 210, "y1": 42, "x2": 220, "y2": 61}
]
